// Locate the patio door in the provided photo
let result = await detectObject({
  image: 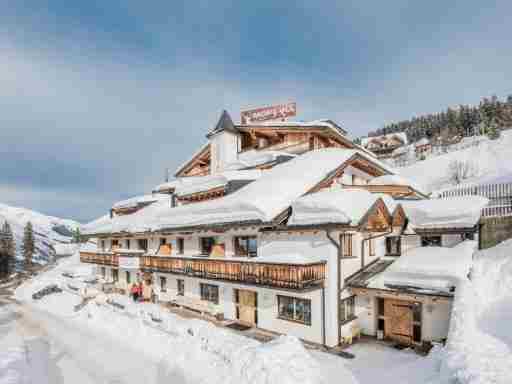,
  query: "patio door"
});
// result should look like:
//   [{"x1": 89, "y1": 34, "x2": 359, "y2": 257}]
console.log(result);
[
  {"x1": 236, "y1": 289, "x2": 257, "y2": 325},
  {"x1": 384, "y1": 299, "x2": 414, "y2": 345}
]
